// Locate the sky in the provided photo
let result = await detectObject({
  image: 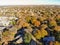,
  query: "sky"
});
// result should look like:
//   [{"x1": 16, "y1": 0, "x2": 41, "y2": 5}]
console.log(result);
[{"x1": 0, "y1": 0, "x2": 60, "y2": 6}]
